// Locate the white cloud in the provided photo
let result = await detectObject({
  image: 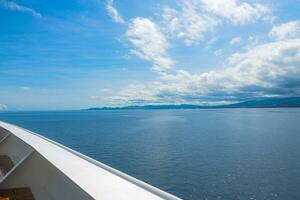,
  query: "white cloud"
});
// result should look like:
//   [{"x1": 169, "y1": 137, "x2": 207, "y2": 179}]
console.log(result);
[
  {"x1": 99, "y1": 88, "x2": 112, "y2": 93},
  {"x1": 106, "y1": 0, "x2": 125, "y2": 24},
  {"x1": 126, "y1": 17, "x2": 174, "y2": 73},
  {"x1": 269, "y1": 21, "x2": 300, "y2": 40},
  {"x1": 200, "y1": 0, "x2": 272, "y2": 24},
  {"x1": 90, "y1": 96, "x2": 99, "y2": 100},
  {"x1": 162, "y1": 3, "x2": 218, "y2": 45},
  {"x1": 0, "y1": 0, "x2": 41, "y2": 17},
  {"x1": 161, "y1": 0, "x2": 272, "y2": 45},
  {"x1": 20, "y1": 86, "x2": 32, "y2": 91},
  {"x1": 230, "y1": 36, "x2": 242, "y2": 45},
  {"x1": 113, "y1": 39, "x2": 300, "y2": 105},
  {"x1": 205, "y1": 36, "x2": 219, "y2": 49},
  {"x1": 111, "y1": 84, "x2": 158, "y2": 104},
  {"x1": 0, "y1": 104, "x2": 7, "y2": 110},
  {"x1": 105, "y1": 0, "x2": 297, "y2": 106},
  {"x1": 214, "y1": 49, "x2": 223, "y2": 57},
  {"x1": 245, "y1": 35, "x2": 261, "y2": 50}
]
